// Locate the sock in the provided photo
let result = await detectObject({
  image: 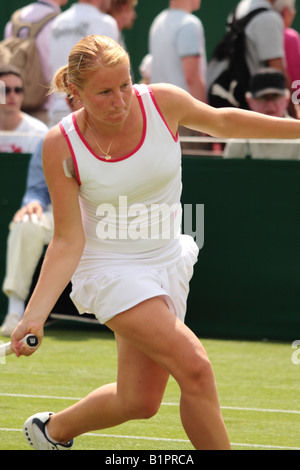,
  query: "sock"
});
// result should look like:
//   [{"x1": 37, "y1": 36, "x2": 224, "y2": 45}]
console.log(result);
[{"x1": 7, "y1": 295, "x2": 25, "y2": 319}]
